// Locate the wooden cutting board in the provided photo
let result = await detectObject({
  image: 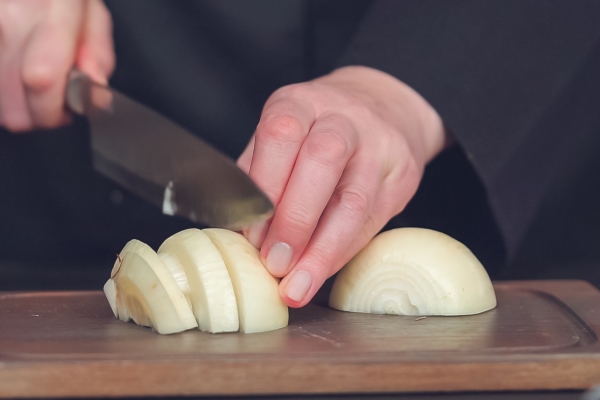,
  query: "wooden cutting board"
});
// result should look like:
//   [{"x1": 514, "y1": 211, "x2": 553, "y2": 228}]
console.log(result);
[{"x1": 1, "y1": 280, "x2": 599, "y2": 398}]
